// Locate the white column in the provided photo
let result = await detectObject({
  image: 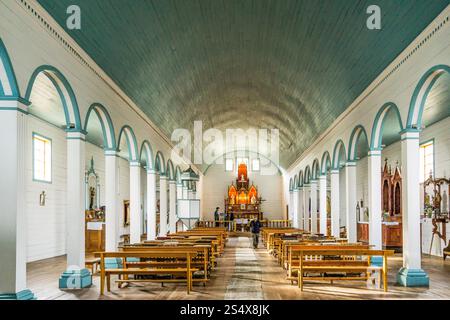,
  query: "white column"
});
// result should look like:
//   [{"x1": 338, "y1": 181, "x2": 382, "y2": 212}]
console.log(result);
[
  {"x1": 105, "y1": 151, "x2": 119, "y2": 251},
  {"x1": 289, "y1": 191, "x2": 294, "y2": 222},
  {"x1": 0, "y1": 103, "x2": 34, "y2": 298},
  {"x1": 169, "y1": 180, "x2": 177, "y2": 233},
  {"x1": 129, "y1": 162, "x2": 142, "y2": 244},
  {"x1": 345, "y1": 162, "x2": 357, "y2": 243},
  {"x1": 303, "y1": 185, "x2": 310, "y2": 231},
  {"x1": 146, "y1": 169, "x2": 157, "y2": 240},
  {"x1": 293, "y1": 189, "x2": 299, "y2": 228},
  {"x1": 368, "y1": 150, "x2": 382, "y2": 249},
  {"x1": 401, "y1": 131, "x2": 423, "y2": 270},
  {"x1": 330, "y1": 170, "x2": 340, "y2": 237},
  {"x1": 310, "y1": 180, "x2": 318, "y2": 234},
  {"x1": 319, "y1": 175, "x2": 327, "y2": 235},
  {"x1": 66, "y1": 132, "x2": 86, "y2": 268},
  {"x1": 159, "y1": 176, "x2": 168, "y2": 235},
  {"x1": 297, "y1": 188, "x2": 303, "y2": 229}
]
